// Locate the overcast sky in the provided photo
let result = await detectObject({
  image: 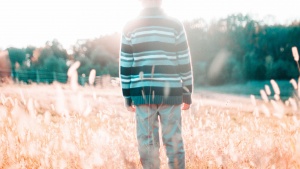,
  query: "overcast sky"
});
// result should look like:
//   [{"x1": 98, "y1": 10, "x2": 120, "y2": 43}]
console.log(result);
[{"x1": 0, "y1": 0, "x2": 299, "y2": 49}]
